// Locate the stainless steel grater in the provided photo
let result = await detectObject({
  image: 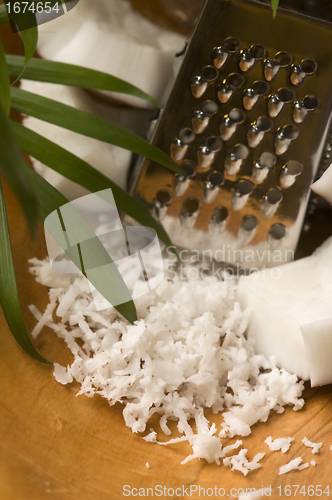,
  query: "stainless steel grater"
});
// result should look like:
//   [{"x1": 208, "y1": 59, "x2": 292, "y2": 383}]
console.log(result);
[{"x1": 127, "y1": 0, "x2": 332, "y2": 270}]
